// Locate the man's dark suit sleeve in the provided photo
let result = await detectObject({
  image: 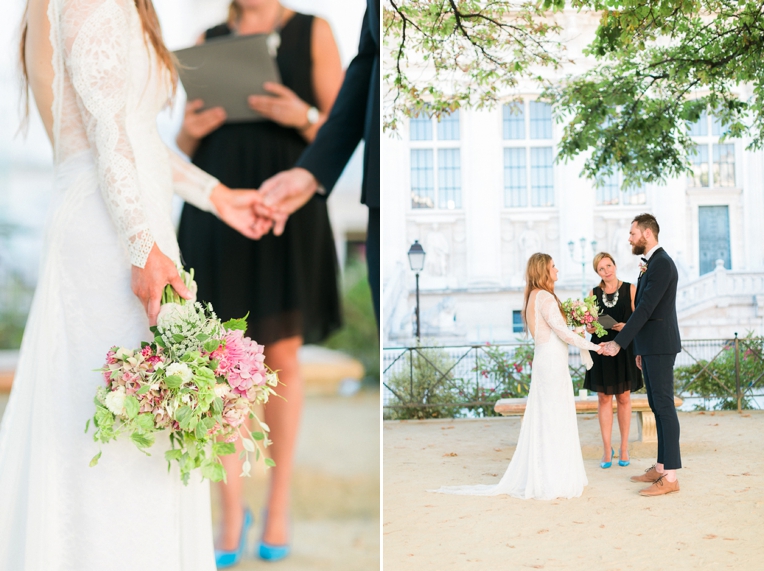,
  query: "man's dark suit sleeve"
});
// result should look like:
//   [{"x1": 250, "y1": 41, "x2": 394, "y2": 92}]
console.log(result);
[
  {"x1": 295, "y1": 10, "x2": 374, "y2": 194},
  {"x1": 614, "y1": 256, "x2": 673, "y2": 349}
]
